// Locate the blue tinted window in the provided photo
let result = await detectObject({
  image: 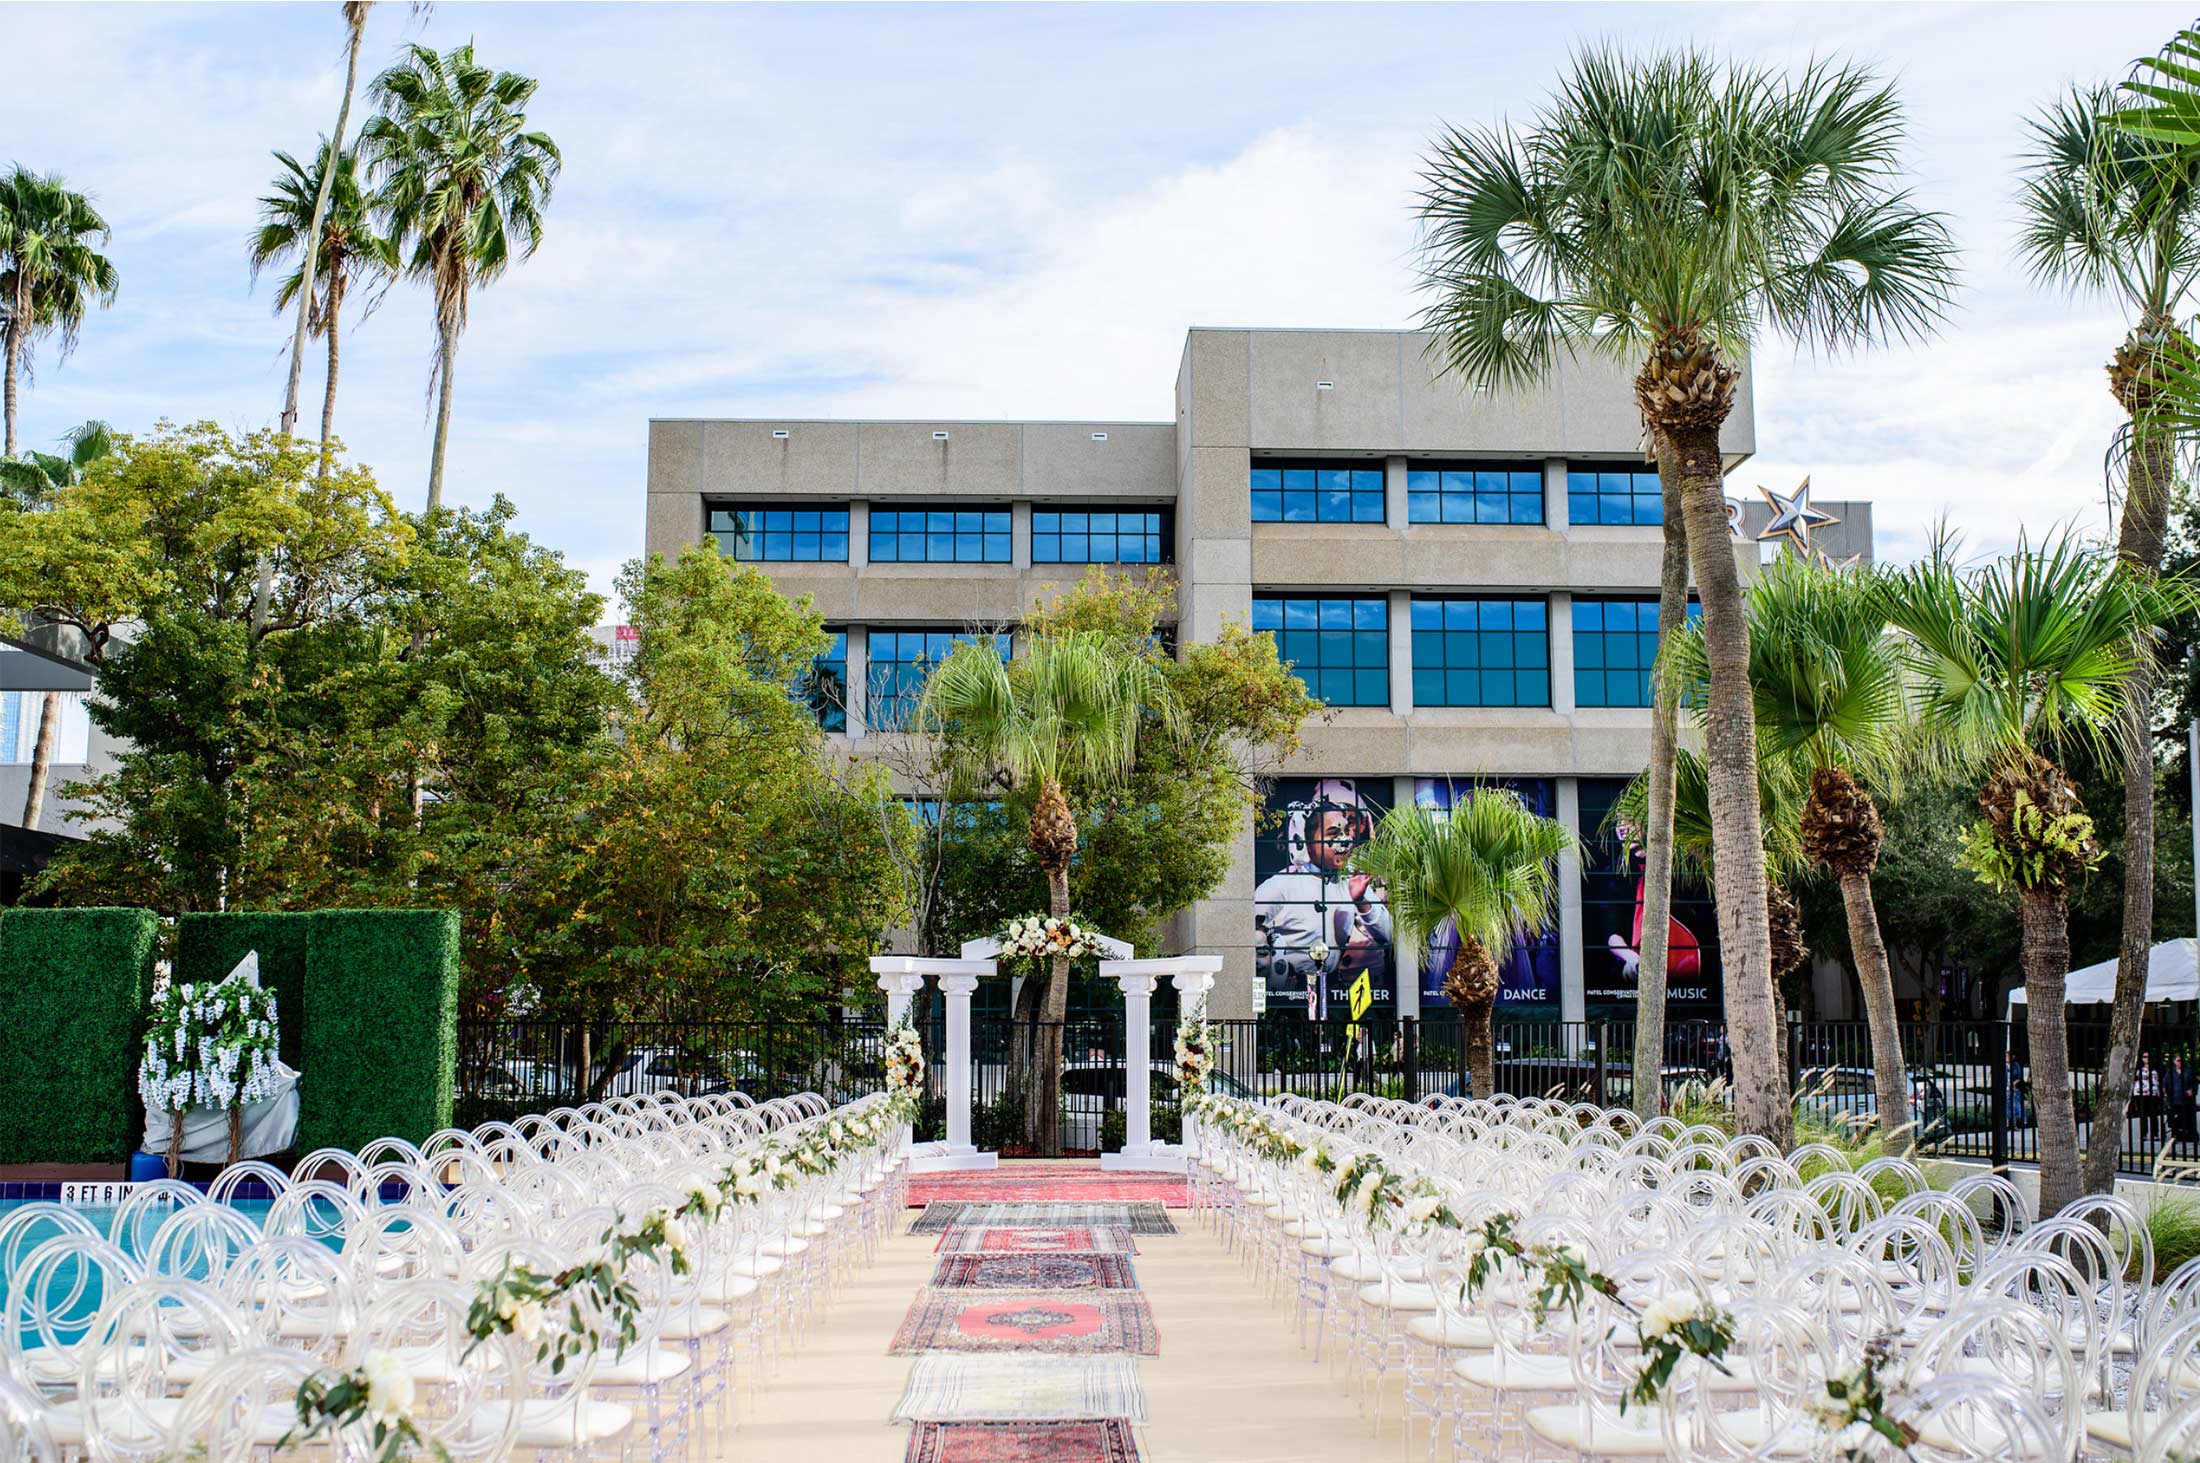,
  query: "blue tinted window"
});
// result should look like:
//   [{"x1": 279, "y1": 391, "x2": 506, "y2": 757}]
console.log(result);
[
  {"x1": 1250, "y1": 462, "x2": 1386, "y2": 524},
  {"x1": 864, "y1": 629, "x2": 1010, "y2": 730},
  {"x1": 1405, "y1": 465, "x2": 1545, "y2": 526},
  {"x1": 1032, "y1": 509, "x2": 1172, "y2": 564},
  {"x1": 1254, "y1": 596, "x2": 1388, "y2": 707},
  {"x1": 1566, "y1": 467, "x2": 1663, "y2": 526},
  {"x1": 1571, "y1": 597, "x2": 1701, "y2": 707},
  {"x1": 869, "y1": 509, "x2": 1011, "y2": 563},
  {"x1": 1409, "y1": 598, "x2": 1549, "y2": 707},
  {"x1": 803, "y1": 630, "x2": 848, "y2": 731},
  {"x1": 707, "y1": 504, "x2": 851, "y2": 561}
]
